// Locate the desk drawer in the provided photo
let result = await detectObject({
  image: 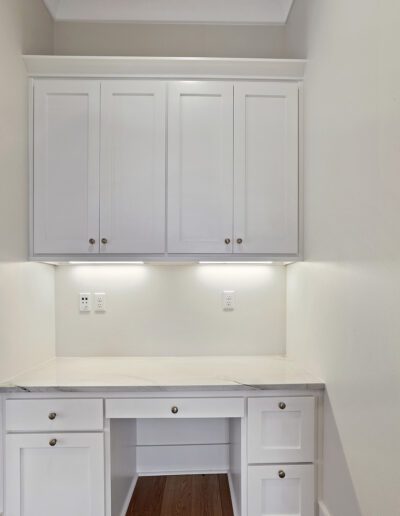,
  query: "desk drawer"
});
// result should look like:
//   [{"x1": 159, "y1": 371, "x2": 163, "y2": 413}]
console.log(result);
[
  {"x1": 248, "y1": 396, "x2": 315, "y2": 463},
  {"x1": 6, "y1": 399, "x2": 103, "y2": 432},
  {"x1": 106, "y1": 398, "x2": 244, "y2": 419}
]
